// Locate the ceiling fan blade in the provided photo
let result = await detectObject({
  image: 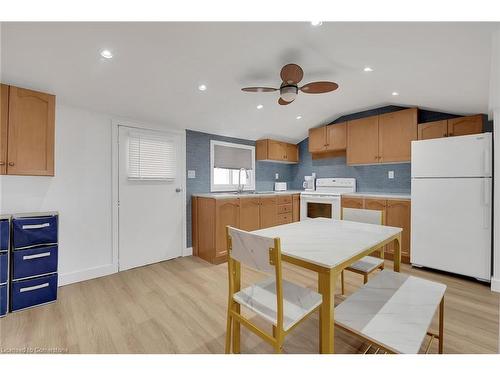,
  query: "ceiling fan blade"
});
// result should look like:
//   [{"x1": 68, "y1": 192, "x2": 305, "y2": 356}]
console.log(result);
[
  {"x1": 300, "y1": 81, "x2": 339, "y2": 94},
  {"x1": 241, "y1": 87, "x2": 278, "y2": 92},
  {"x1": 280, "y1": 64, "x2": 304, "y2": 85},
  {"x1": 278, "y1": 97, "x2": 293, "y2": 106}
]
